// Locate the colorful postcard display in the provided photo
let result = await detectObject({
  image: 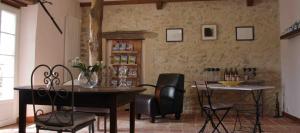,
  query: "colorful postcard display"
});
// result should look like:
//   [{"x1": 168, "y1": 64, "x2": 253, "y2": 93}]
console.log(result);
[
  {"x1": 128, "y1": 68, "x2": 137, "y2": 78},
  {"x1": 128, "y1": 55, "x2": 136, "y2": 64},
  {"x1": 112, "y1": 40, "x2": 134, "y2": 51}
]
